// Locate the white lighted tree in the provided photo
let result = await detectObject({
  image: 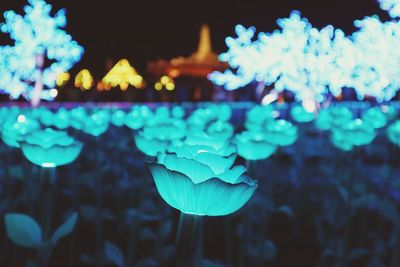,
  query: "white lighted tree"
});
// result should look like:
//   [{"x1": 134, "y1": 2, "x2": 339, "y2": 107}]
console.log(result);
[{"x1": 0, "y1": 0, "x2": 84, "y2": 106}]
